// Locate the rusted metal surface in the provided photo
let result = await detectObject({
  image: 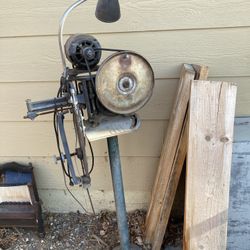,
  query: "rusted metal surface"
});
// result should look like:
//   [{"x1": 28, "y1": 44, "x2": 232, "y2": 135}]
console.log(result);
[{"x1": 95, "y1": 51, "x2": 154, "y2": 114}]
